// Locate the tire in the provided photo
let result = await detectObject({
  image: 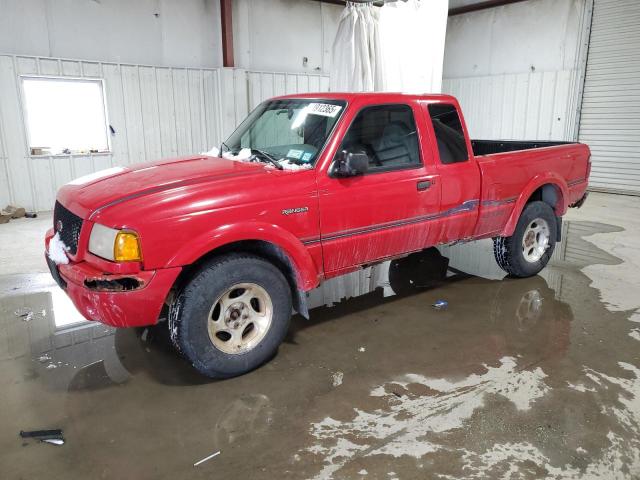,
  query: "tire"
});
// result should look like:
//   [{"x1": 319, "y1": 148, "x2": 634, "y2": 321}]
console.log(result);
[
  {"x1": 169, "y1": 253, "x2": 292, "y2": 378},
  {"x1": 493, "y1": 201, "x2": 557, "y2": 278}
]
